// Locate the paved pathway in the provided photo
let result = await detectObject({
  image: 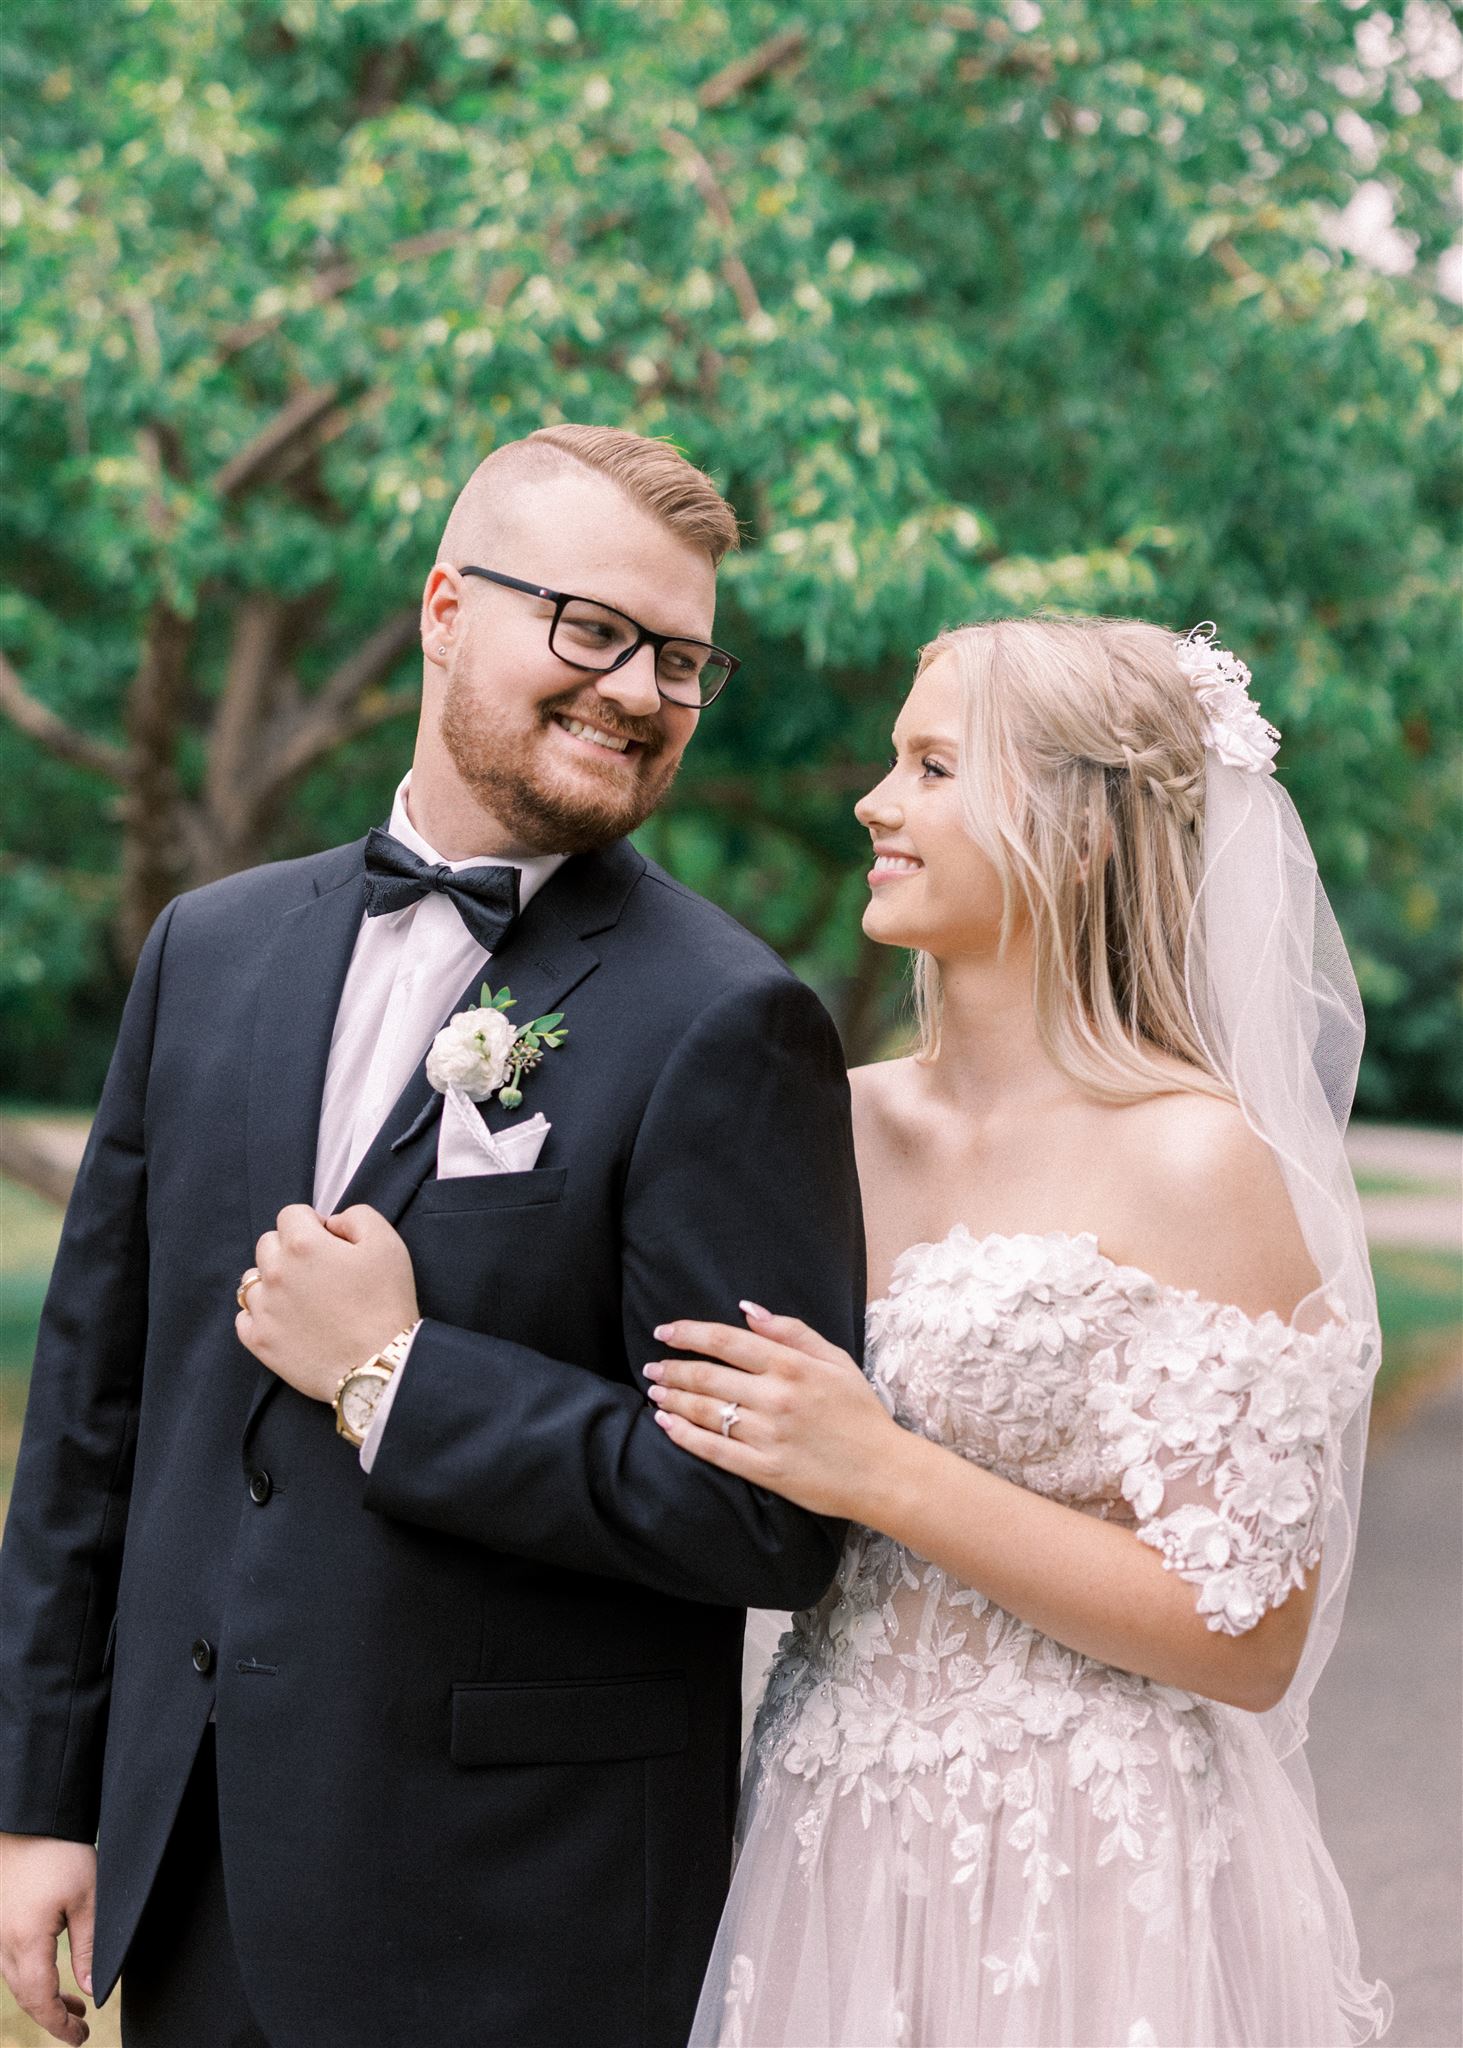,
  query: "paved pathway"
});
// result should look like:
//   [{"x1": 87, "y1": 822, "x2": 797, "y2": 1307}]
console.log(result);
[
  {"x1": 1308, "y1": 1370, "x2": 1463, "y2": 2046},
  {"x1": 1347, "y1": 1124, "x2": 1461, "y2": 1253}
]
